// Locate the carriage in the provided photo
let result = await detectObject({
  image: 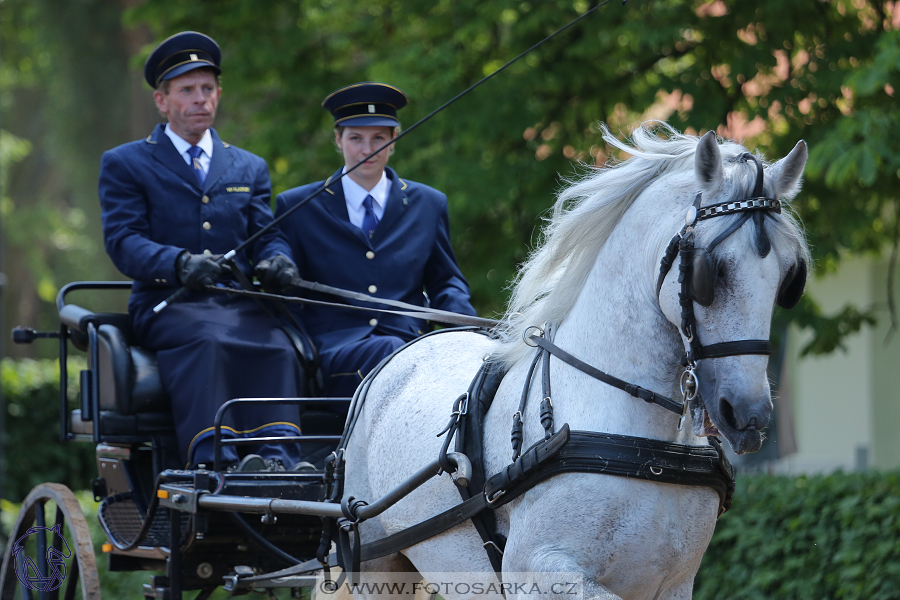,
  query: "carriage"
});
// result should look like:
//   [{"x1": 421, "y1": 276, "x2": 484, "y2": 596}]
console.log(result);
[
  {"x1": 3, "y1": 280, "x2": 352, "y2": 599},
  {"x1": 1, "y1": 126, "x2": 810, "y2": 600}
]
